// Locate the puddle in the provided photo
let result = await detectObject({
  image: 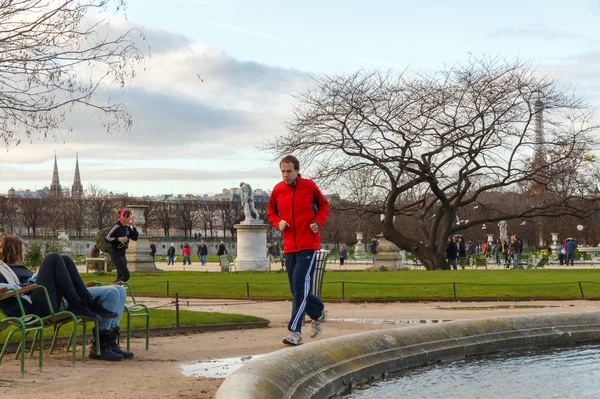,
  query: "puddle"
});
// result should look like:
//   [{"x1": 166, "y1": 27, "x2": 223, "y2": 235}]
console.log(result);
[
  {"x1": 436, "y1": 305, "x2": 564, "y2": 311},
  {"x1": 330, "y1": 318, "x2": 451, "y2": 325},
  {"x1": 181, "y1": 355, "x2": 264, "y2": 378}
]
